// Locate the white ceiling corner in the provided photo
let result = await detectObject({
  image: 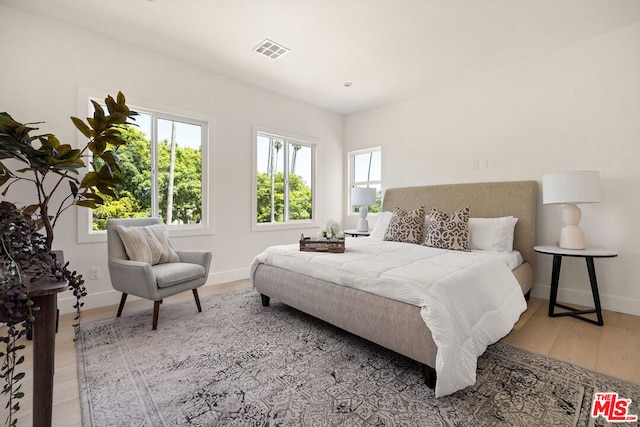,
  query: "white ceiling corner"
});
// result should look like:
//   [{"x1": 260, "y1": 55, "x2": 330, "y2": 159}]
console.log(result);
[{"x1": 3, "y1": 0, "x2": 640, "y2": 115}]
